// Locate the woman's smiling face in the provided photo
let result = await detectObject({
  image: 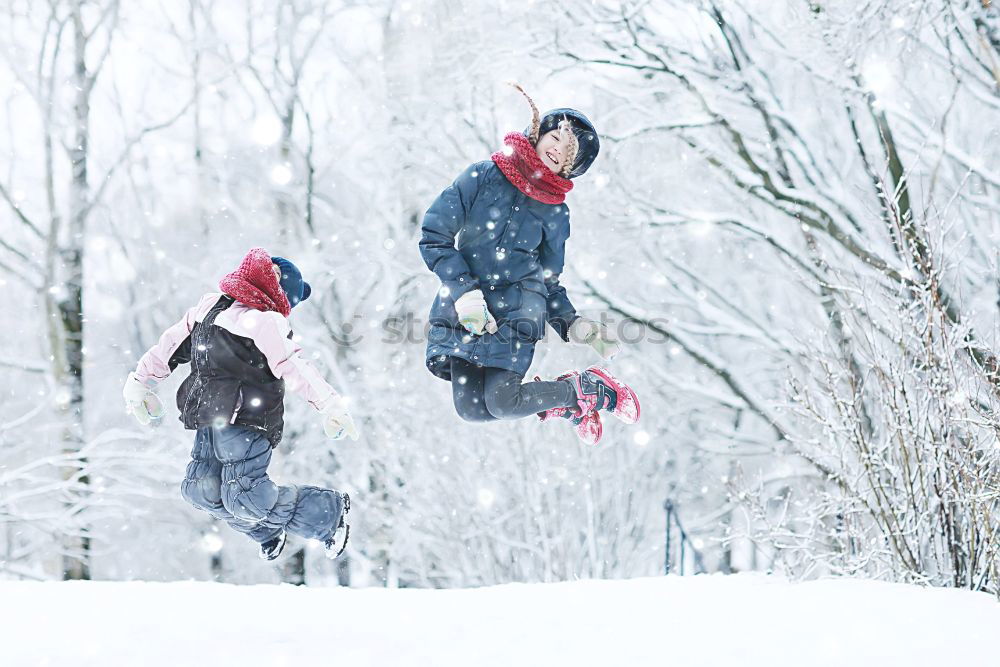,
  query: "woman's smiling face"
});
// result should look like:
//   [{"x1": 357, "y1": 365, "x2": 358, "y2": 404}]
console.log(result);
[{"x1": 535, "y1": 129, "x2": 567, "y2": 173}]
